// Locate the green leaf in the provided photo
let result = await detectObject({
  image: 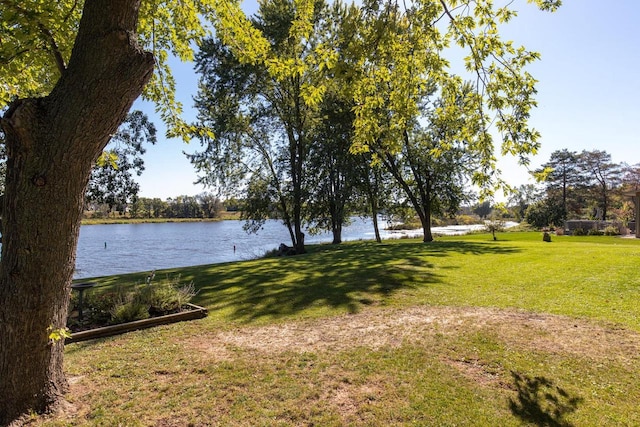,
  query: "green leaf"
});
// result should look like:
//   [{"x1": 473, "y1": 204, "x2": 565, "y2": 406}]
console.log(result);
[{"x1": 47, "y1": 325, "x2": 71, "y2": 343}]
